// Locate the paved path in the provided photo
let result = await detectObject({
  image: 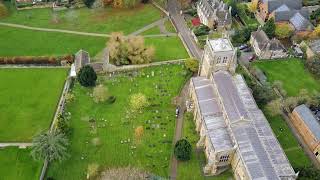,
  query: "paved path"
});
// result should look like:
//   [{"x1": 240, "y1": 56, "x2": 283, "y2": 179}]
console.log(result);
[
  {"x1": 129, "y1": 17, "x2": 170, "y2": 36},
  {"x1": 0, "y1": 143, "x2": 33, "y2": 148},
  {"x1": 169, "y1": 80, "x2": 190, "y2": 180},
  {"x1": 167, "y1": 0, "x2": 203, "y2": 59},
  {"x1": 0, "y1": 22, "x2": 111, "y2": 37}
]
